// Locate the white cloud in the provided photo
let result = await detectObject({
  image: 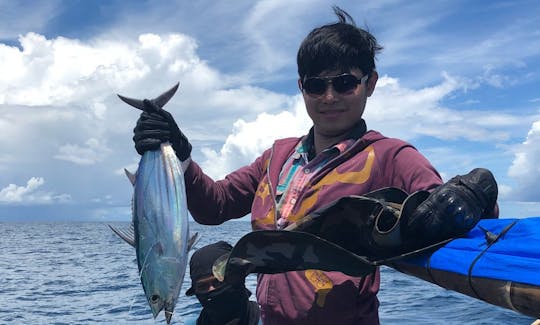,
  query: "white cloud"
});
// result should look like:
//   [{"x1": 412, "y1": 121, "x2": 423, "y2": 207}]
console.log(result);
[
  {"x1": 197, "y1": 73, "x2": 532, "y2": 180},
  {"x1": 0, "y1": 31, "x2": 303, "y2": 217},
  {"x1": 0, "y1": 177, "x2": 44, "y2": 202},
  {"x1": 362, "y1": 73, "x2": 526, "y2": 142},
  {"x1": 0, "y1": 1, "x2": 538, "y2": 220},
  {"x1": 0, "y1": 177, "x2": 71, "y2": 204},
  {"x1": 507, "y1": 120, "x2": 540, "y2": 201},
  {"x1": 54, "y1": 138, "x2": 112, "y2": 165},
  {"x1": 0, "y1": 32, "x2": 197, "y2": 106},
  {"x1": 200, "y1": 98, "x2": 310, "y2": 179},
  {"x1": 90, "y1": 102, "x2": 107, "y2": 120}
]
